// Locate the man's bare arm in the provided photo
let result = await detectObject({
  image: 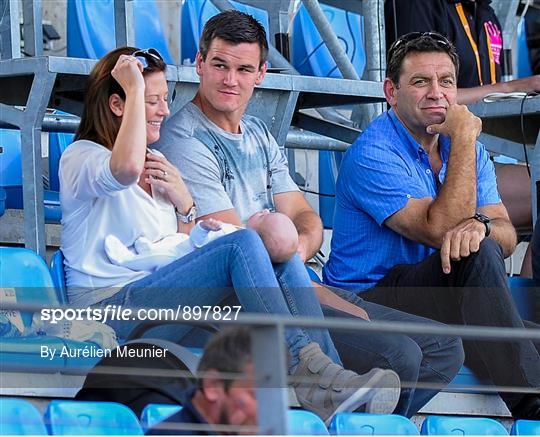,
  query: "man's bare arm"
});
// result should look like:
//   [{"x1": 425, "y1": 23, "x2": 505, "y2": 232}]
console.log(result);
[
  {"x1": 274, "y1": 191, "x2": 323, "y2": 262},
  {"x1": 313, "y1": 281, "x2": 370, "y2": 321},
  {"x1": 386, "y1": 104, "x2": 482, "y2": 247},
  {"x1": 457, "y1": 75, "x2": 540, "y2": 104},
  {"x1": 197, "y1": 208, "x2": 242, "y2": 226},
  {"x1": 478, "y1": 203, "x2": 517, "y2": 257}
]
